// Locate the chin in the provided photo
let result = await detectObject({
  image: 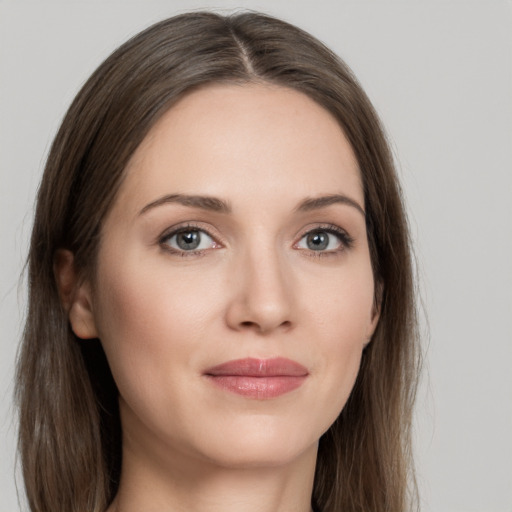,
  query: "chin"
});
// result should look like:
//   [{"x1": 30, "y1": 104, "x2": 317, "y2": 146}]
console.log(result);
[
  {"x1": 186, "y1": 416, "x2": 321, "y2": 470},
  {"x1": 201, "y1": 441, "x2": 317, "y2": 471}
]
